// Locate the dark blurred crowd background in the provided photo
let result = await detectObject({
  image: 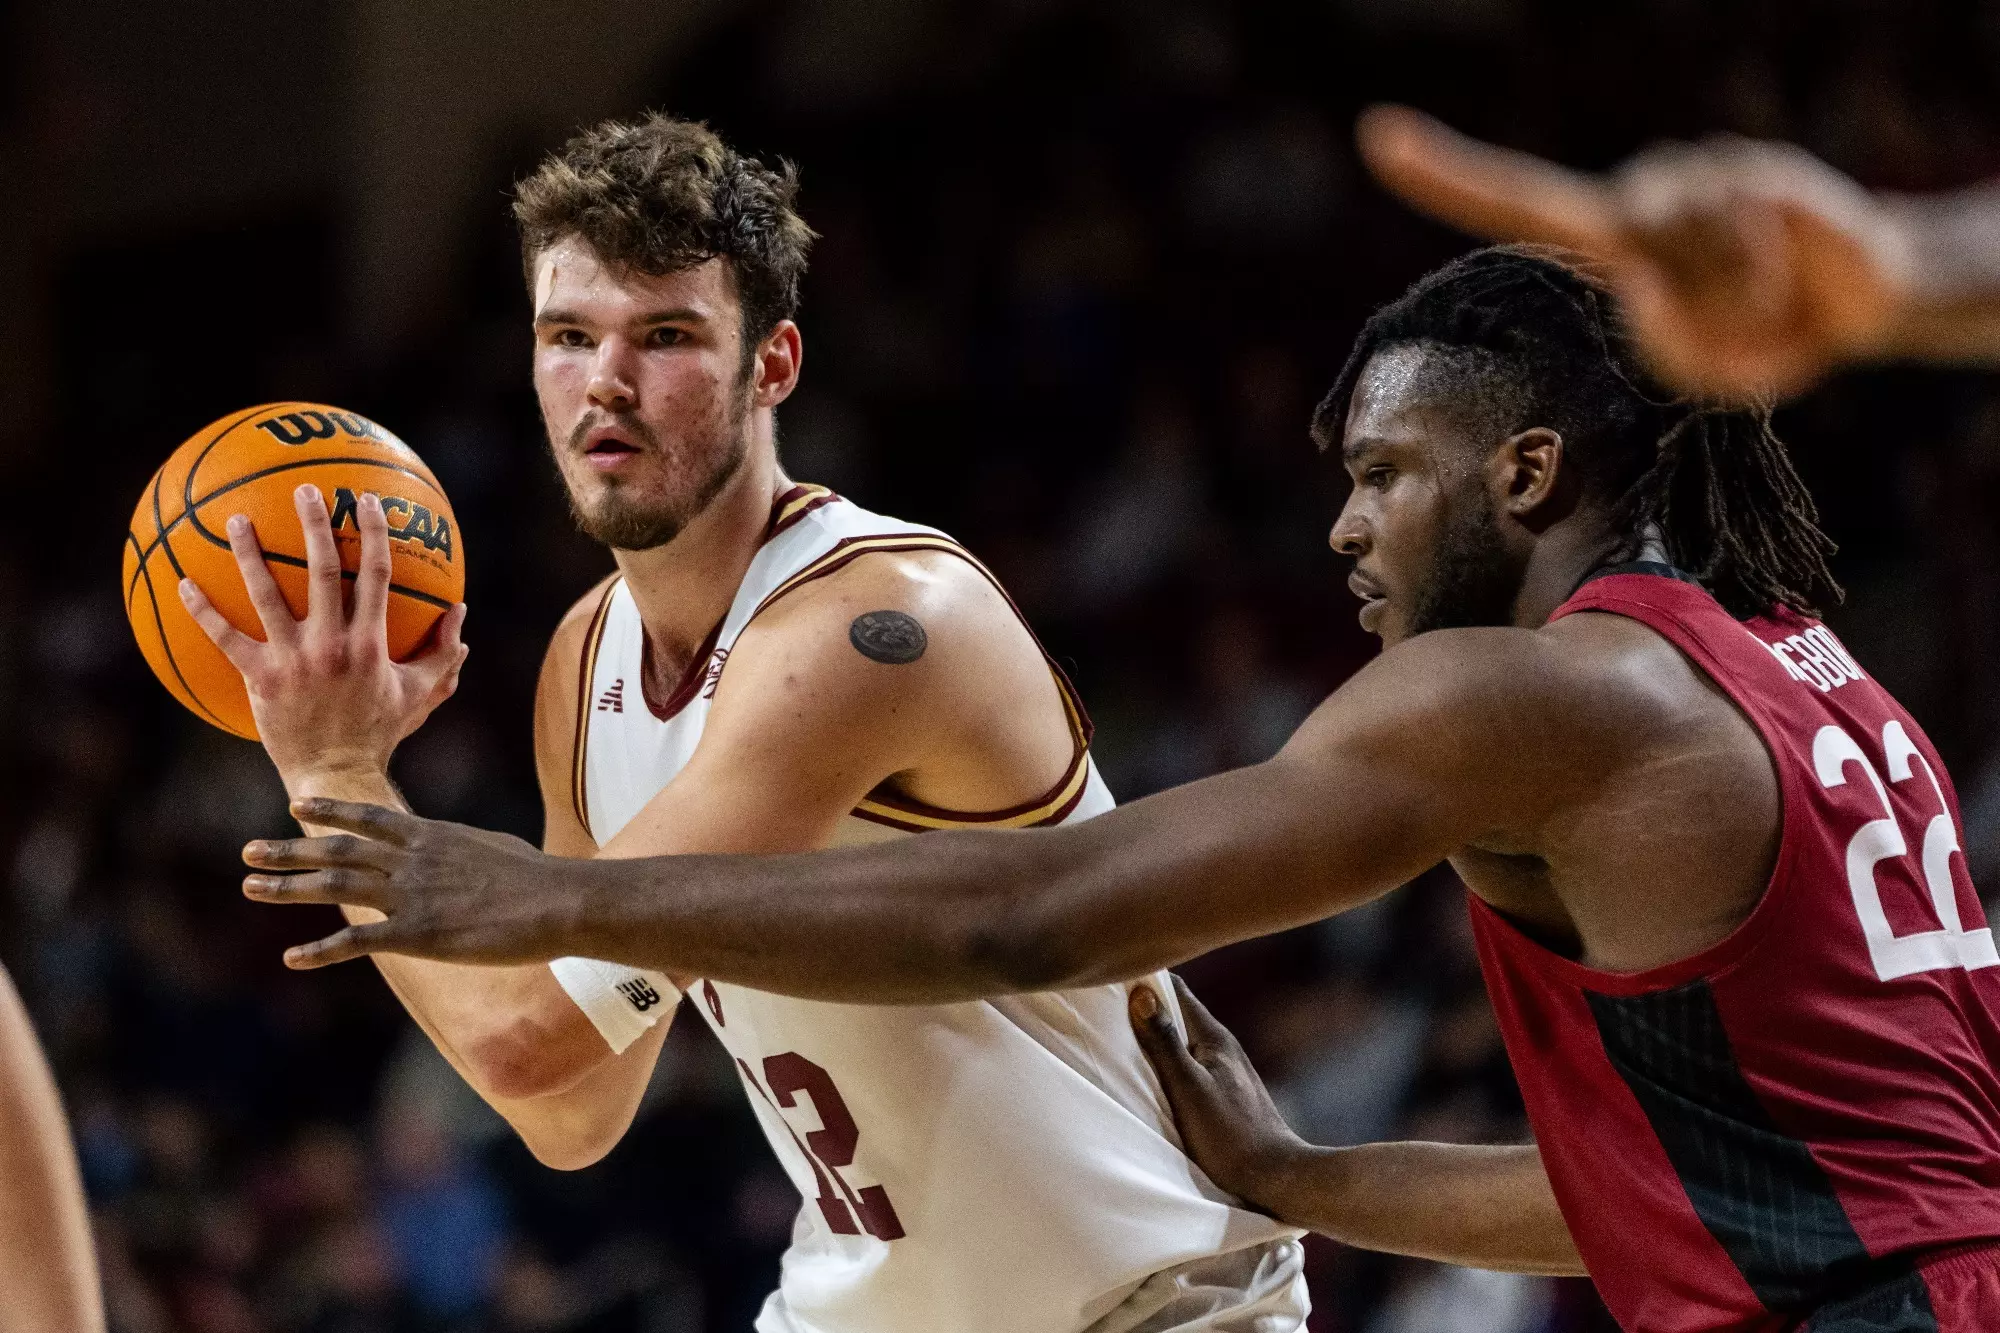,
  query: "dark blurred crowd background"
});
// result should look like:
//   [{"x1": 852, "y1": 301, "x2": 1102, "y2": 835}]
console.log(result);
[{"x1": 7, "y1": 0, "x2": 2000, "y2": 1329}]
